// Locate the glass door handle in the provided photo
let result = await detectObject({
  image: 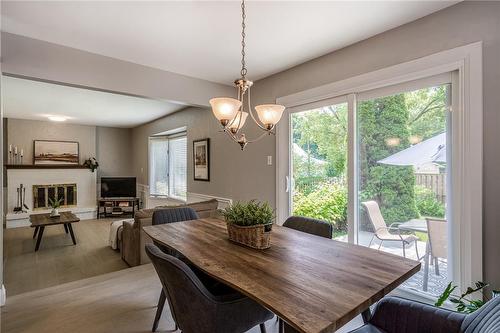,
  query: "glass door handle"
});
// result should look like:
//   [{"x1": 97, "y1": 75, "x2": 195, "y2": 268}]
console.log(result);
[{"x1": 285, "y1": 176, "x2": 290, "y2": 193}]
